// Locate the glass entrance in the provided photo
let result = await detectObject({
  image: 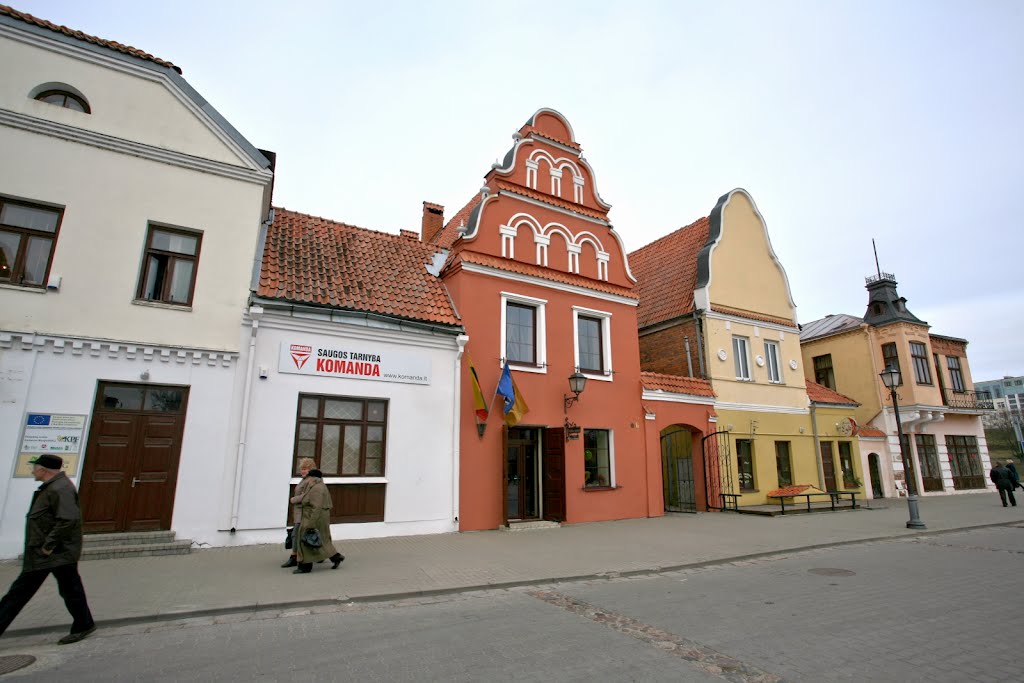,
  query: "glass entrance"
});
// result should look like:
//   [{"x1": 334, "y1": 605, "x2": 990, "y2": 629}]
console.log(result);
[{"x1": 507, "y1": 427, "x2": 539, "y2": 520}]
